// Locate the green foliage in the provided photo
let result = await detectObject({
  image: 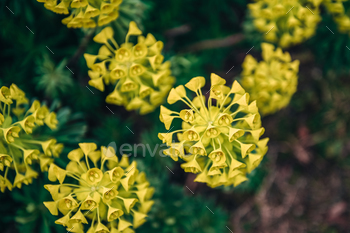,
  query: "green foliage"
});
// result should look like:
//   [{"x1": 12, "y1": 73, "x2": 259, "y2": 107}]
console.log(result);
[
  {"x1": 35, "y1": 55, "x2": 73, "y2": 99},
  {"x1": 1, "y1": 0, "x2": 350, "y2": 232},
  {"x1": 309, "y1": 13, "x2": 350, "y2": 73}
]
